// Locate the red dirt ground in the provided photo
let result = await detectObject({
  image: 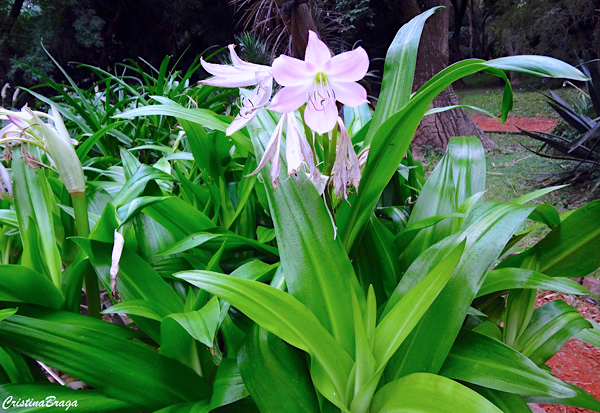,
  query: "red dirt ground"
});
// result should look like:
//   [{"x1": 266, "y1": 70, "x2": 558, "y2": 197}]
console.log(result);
[
  {"x1": 473, "y1": 115, "x2": 558, "y2": 133},
  {"x1": 534, "y1": 282, "x2": 600, "y2": 413}
]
